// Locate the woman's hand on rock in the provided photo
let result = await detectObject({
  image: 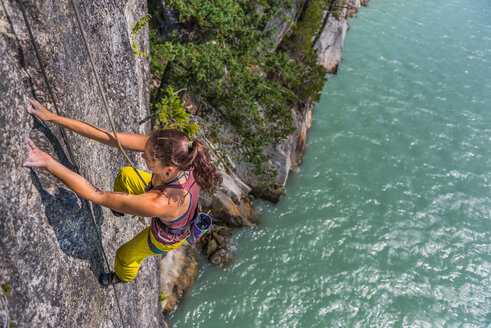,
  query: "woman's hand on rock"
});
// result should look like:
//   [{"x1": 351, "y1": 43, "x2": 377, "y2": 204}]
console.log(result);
[
  {"x1": 23, "y1": 140, "x2": 55, "y2": 168},
  {"x1": 26, "y1": 99, "x2": 55, "y2": 121}
]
